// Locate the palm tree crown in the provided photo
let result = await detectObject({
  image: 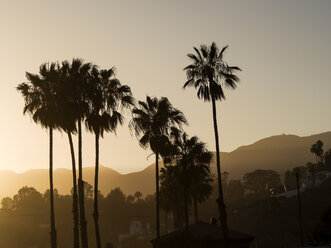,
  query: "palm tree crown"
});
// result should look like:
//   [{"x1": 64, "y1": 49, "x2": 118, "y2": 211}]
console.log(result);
[
  {"x1": 184, "y1": 42, "x2": 241, "y2": 101},
  {"x1": 130, "y1": 96, "x2": 187, "y2": 154},
  {"x1": 17, "y1": 63, "x2": 61, "y2": 129},
  {"x1": 85, "y1": 66, "x2": 134, "y2": 136}
]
